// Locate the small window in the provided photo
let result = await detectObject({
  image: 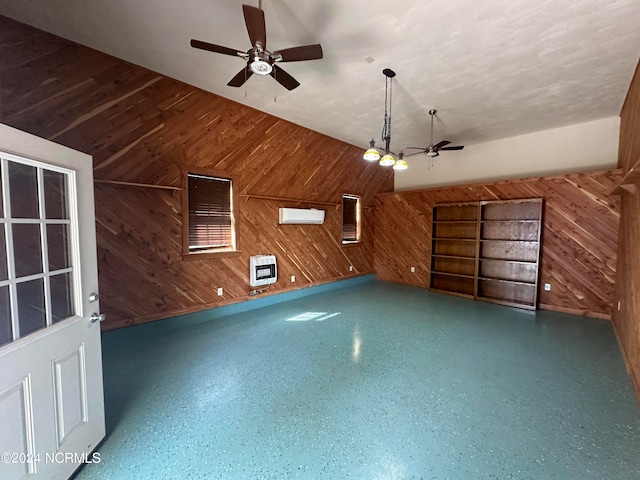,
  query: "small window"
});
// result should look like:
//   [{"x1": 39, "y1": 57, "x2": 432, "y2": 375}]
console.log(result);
[
  {"x1": 342, "y1": 194, "x2": 360, "y2": 244},
  {"x1": 183, "y1": 171, "x2": 237, "y2": 256}
]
